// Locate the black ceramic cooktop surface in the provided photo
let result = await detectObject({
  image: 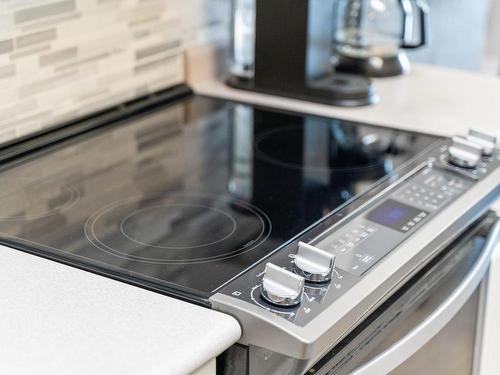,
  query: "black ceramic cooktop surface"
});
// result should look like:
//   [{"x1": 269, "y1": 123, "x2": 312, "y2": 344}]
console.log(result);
[{"x1": 0, "y1": 95, "x2": 439, "y2": 302}]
